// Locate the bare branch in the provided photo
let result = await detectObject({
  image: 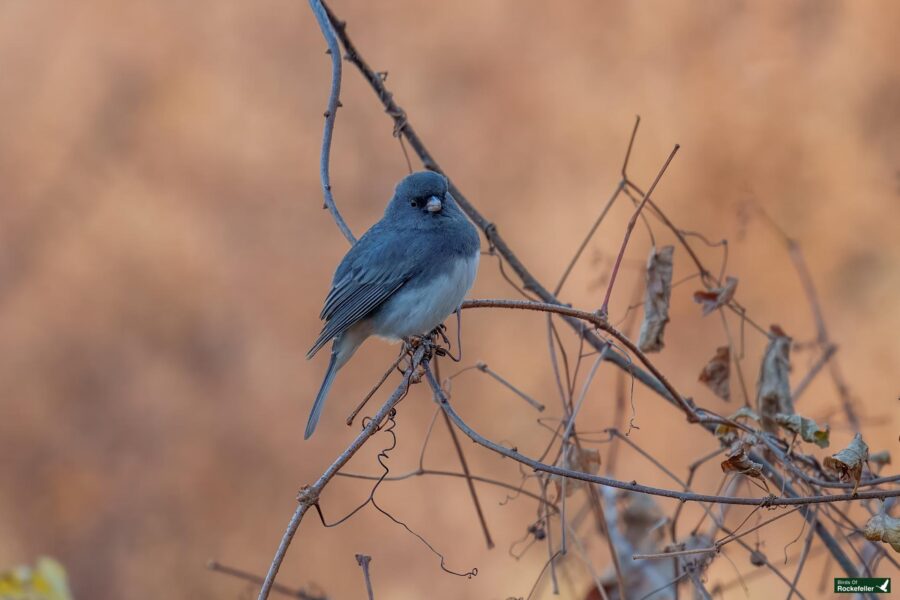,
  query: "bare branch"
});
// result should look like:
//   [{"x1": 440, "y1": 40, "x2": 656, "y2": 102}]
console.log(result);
[
  {"x1": 475, "y1": 361, "x2": 545, "y2": 411},
  {"x1": 463, "y1": 298, "x2": 700, "y2": 422},
  {"x1": 355, "y1": 554, "x2": 374, "y2": 600},
  {"x1": 308, "y1": 0, "x2": 355, "y2": 244},
  {"x1": 600, "y1": 144, "x2": 680, "y2": 317},
  {"x1": 425, "y1": 365, "x2": 900, "y2": 507},
  {"x1": 258, "y1": 350, "x2": 424, "y2": 600},
  {"x1": 435, "y1": 359, "x2": 495, "y2": 549},
  {"x1": 208, "y1": 560, "x2": 326, "y2": 599},
  {"x1": 322, "y1": 0, "x2": 683, "y2": 411}
]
